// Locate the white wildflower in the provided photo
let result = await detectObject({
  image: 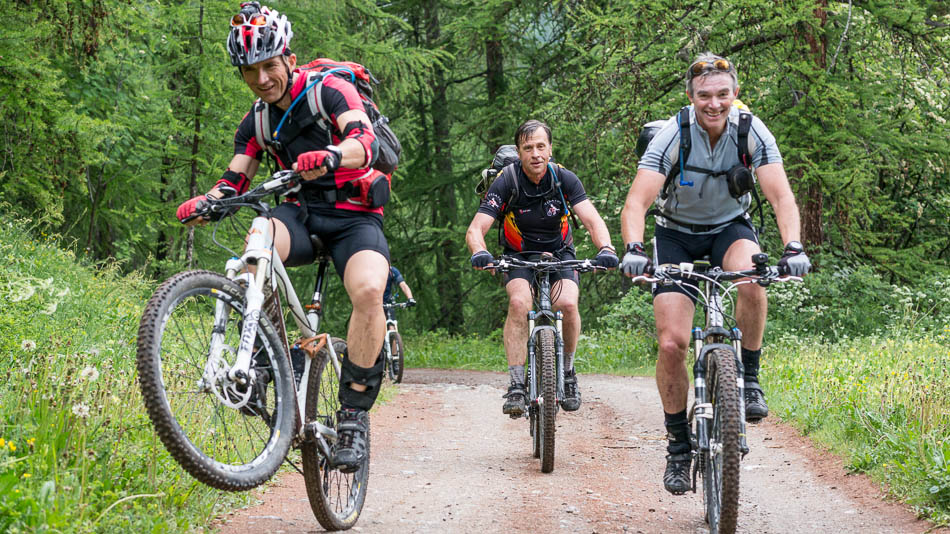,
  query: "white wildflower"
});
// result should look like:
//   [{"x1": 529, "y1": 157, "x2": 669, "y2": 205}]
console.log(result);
[
  {"x1": 21, "y1": 339, "x2": 36, "y2": 351},
  {"x1": 71, "y1": 403, "x2": 90, "y2": 418},
  {"x1": 80, "y1": 366, "x2": 99, "y2": 382}
]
